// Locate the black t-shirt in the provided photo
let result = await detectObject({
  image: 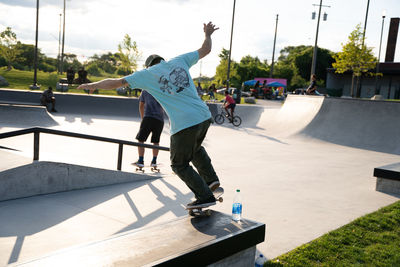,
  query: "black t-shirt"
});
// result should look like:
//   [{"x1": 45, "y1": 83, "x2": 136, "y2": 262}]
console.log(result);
[{"x1": 308, "y1": 80, "x2": 316, "y2": 90}]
